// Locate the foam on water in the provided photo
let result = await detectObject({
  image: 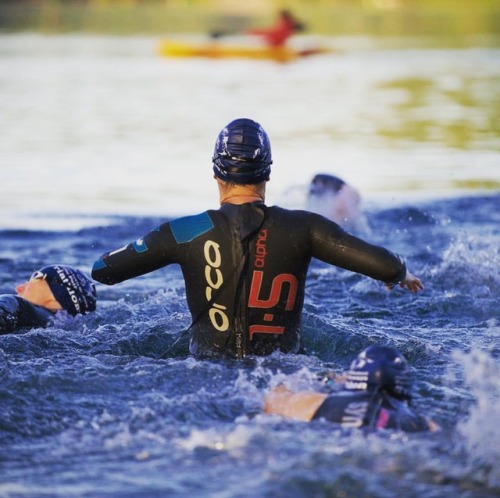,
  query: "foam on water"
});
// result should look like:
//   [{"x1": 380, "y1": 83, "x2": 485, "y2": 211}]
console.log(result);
[{"x1": 454, "y1": 349, "x2": 500, "y2": 489}]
